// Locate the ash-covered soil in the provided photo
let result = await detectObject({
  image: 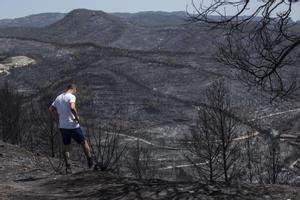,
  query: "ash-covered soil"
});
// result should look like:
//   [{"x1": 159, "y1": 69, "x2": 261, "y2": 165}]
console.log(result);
[{"x1": 1, "y1": 140, "x2": 300, "y2": 200}]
